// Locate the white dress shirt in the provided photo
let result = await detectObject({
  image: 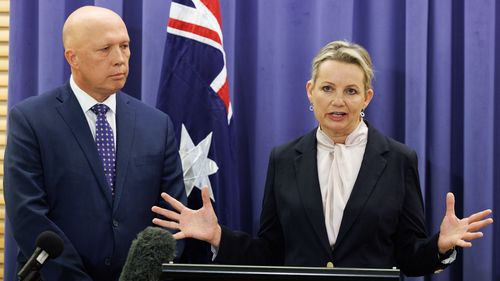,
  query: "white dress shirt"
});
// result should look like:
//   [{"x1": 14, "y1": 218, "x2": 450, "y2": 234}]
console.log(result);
[
  {"x1": 316, "y1": 120, "x2": 368, "y2": 248},
  {"x1": 70, "y1": 75, "x2": 117, "y2": 147}
]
